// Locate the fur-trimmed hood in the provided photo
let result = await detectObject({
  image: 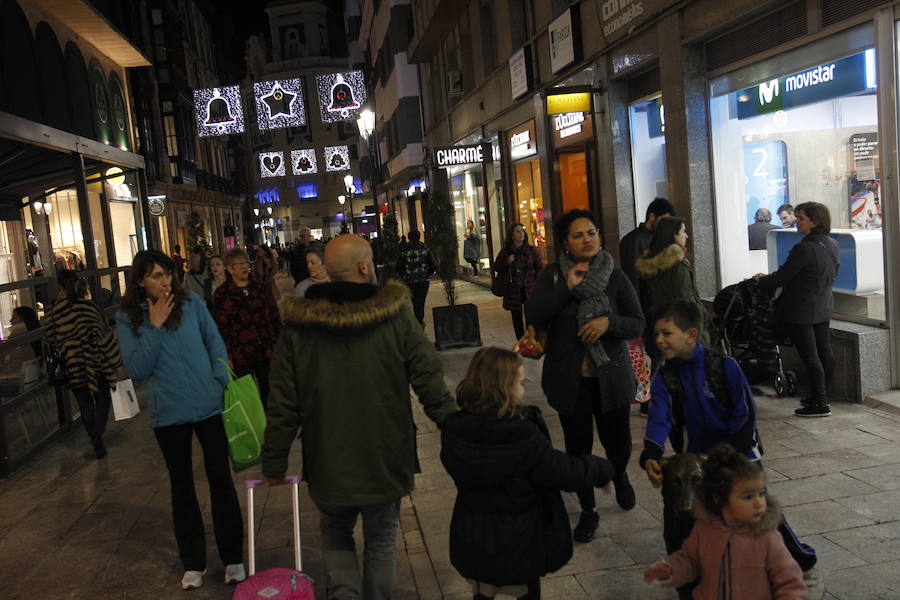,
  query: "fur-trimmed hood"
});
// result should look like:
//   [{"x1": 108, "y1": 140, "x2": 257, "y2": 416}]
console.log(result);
[
  {"x1": 279, "y1": 279, "x2": 411, "y2": 332},
  {"x1": 635, "y1": 244, "x2": 686, "y2": 279},
  {"x1": 692, "y1": 493, "x2": 784, "y2": 535}
]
